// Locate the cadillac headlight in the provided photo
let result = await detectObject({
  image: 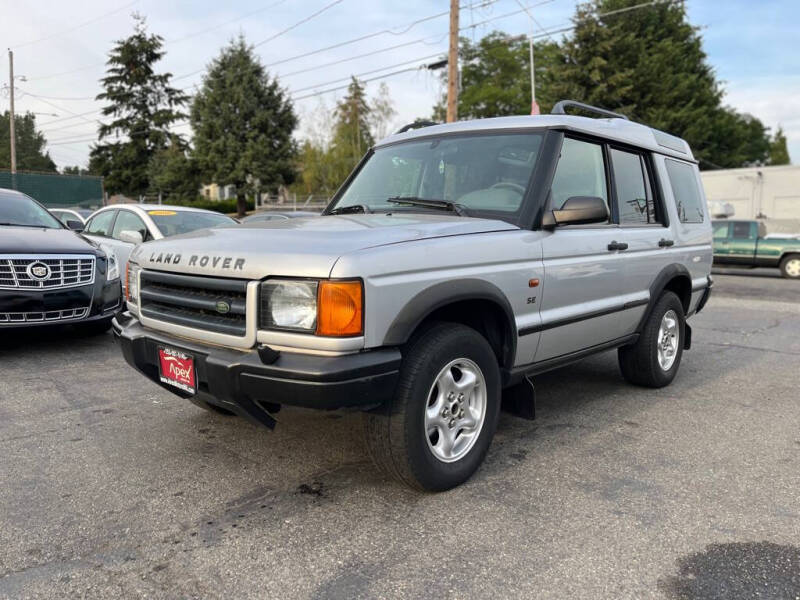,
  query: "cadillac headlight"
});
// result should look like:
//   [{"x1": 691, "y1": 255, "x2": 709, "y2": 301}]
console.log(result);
[
  {"x1": 102, "y1": 246, "x2": 120, "y2": 281},
  {"x1": 260, "y1": 280, "x2": 318, "y2": 331}
]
